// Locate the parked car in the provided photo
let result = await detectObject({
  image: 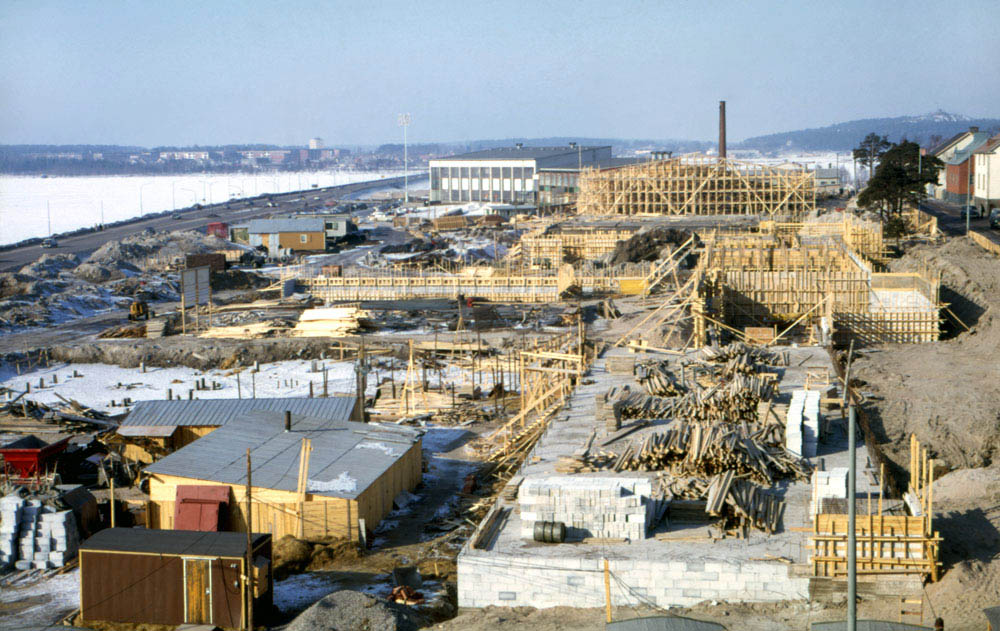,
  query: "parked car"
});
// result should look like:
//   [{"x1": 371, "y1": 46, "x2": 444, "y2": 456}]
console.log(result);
[
  {"x1": 171, "y1": 213, "x2": 183, "y2": 220},
  {"x1": 990, "y1": 208, "x2": 1000, "y2": 230},
  {"x1": 959, "y1": 205, "x2": 979, "y2": 219},
  {"x1": 41, "y1": 237, "x2": 58, "y2": 248}
]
